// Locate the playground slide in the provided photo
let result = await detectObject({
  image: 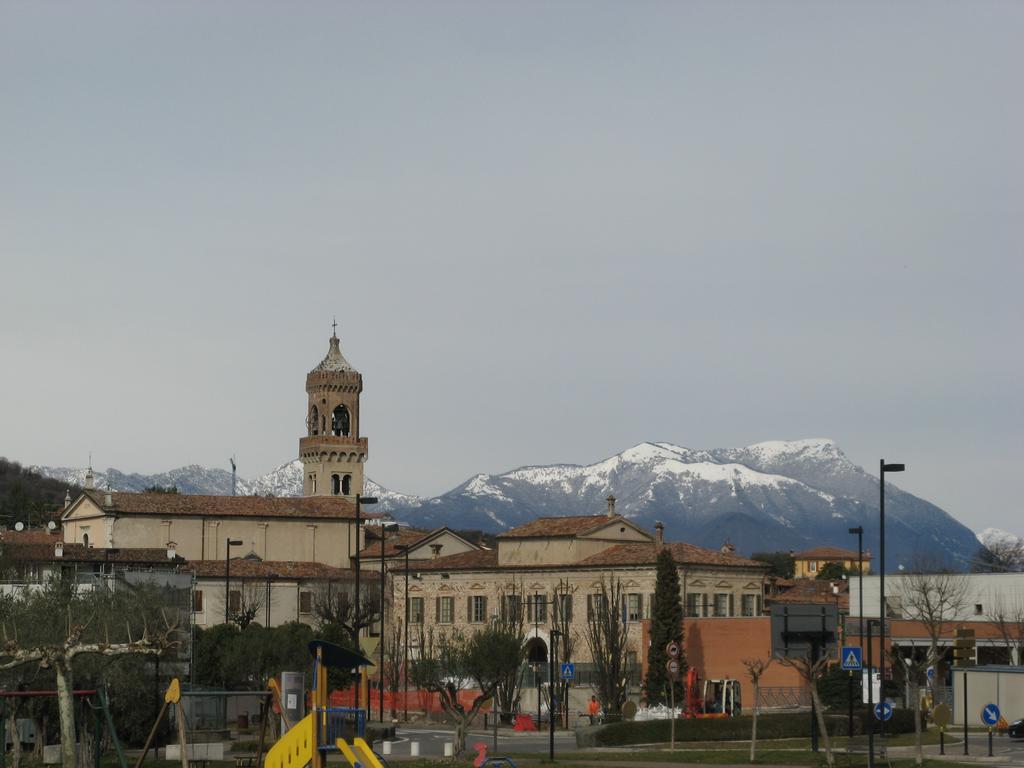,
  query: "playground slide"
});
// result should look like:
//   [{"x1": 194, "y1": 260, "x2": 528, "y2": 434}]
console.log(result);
[
  {"x1": 335, "y1": 737, "x2": 384, "y2": 768},
  {"x1": 264, "y1": 713, "x2": 314, "y2": 768}
]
